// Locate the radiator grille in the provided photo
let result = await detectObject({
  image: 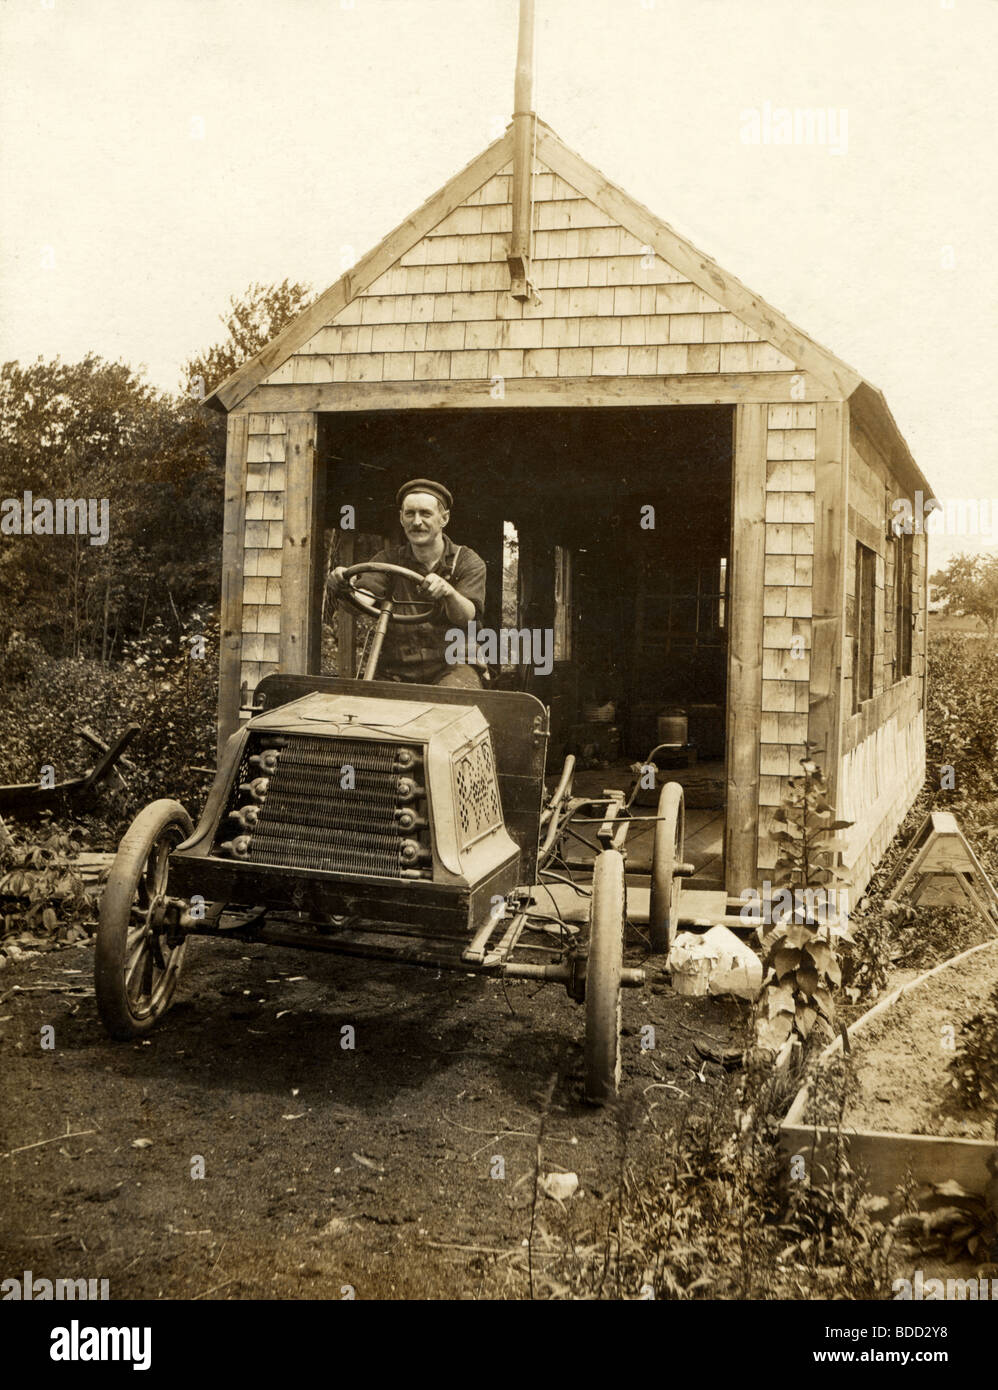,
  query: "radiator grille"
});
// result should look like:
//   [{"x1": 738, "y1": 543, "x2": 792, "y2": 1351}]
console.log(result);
[
  {"x1": 453, "y1": 736, "x2": 502, "y2": 847},
  {"x1": 215, "y1": 735, "x2": 430, "y2": 877}
]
